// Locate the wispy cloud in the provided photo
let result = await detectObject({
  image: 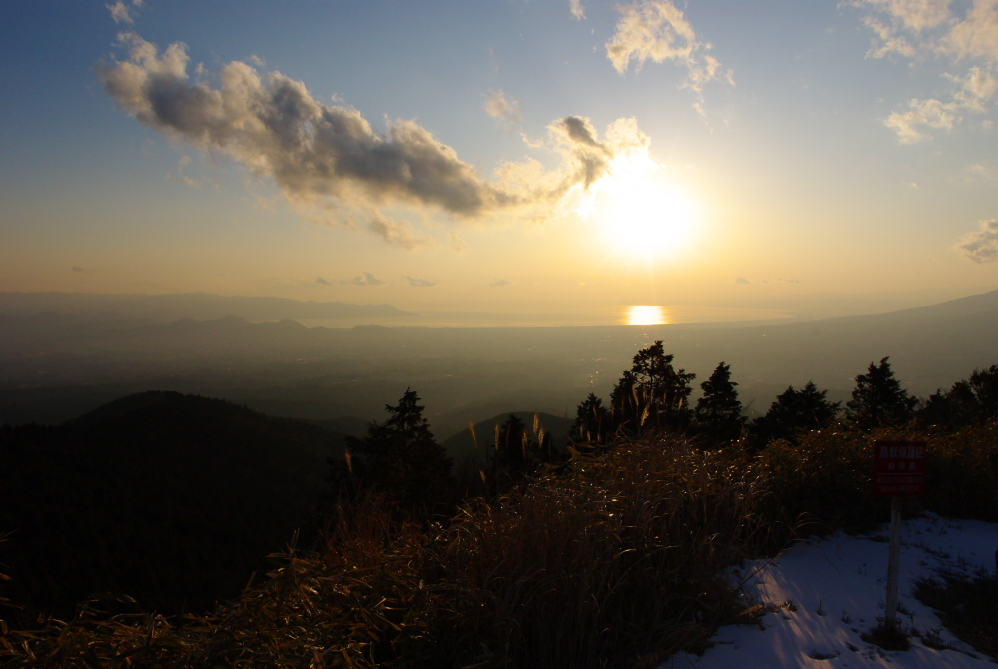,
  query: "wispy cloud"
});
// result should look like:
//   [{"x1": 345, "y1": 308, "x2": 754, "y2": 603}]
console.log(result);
[
  {"x1": 72, "y1": 266, "x2": 97, "y2": 273},
  {"x1": 107, "y1": 0, "x2": 142, "y2": 25},
  {"x1": 734, "y1": 277, "x2": 750, "y2": 284},
  {"x1": 367, "y1": 211, "x2": 430, "y2": 250},
  {"x1": 605, "y1": 0, "x2": 732, "y2": 111},
  {"x1": 569, "y1": 0, "x2": 586, "y2": 20},
  {"x1": 884, "y1": 67, "x2": 998, "y2": 142},
  {"x1": 850, "y1": 0, "x2": 998, "y2": 141},
  {"x1": 957, "y1": 218, "x2": 998, "y2": 262},
  {"x1": 345, "y1": 272, "x2": 386, "y2": 286},
  {"x1": 402, "y1": 275, "x2": 437, "y2": 287},
  {"x1": 316, "y1": 276, "x2": 332, "y2": 286},
  {"x1": 97, "y1": 33, "x2": 657, "y2": 248},
  {"x1": 484, "y1": 90, "x2": 523, "y2": 124},
  {"x1": 490, "y1": 279, "x2": 512, "y2": 287}
]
